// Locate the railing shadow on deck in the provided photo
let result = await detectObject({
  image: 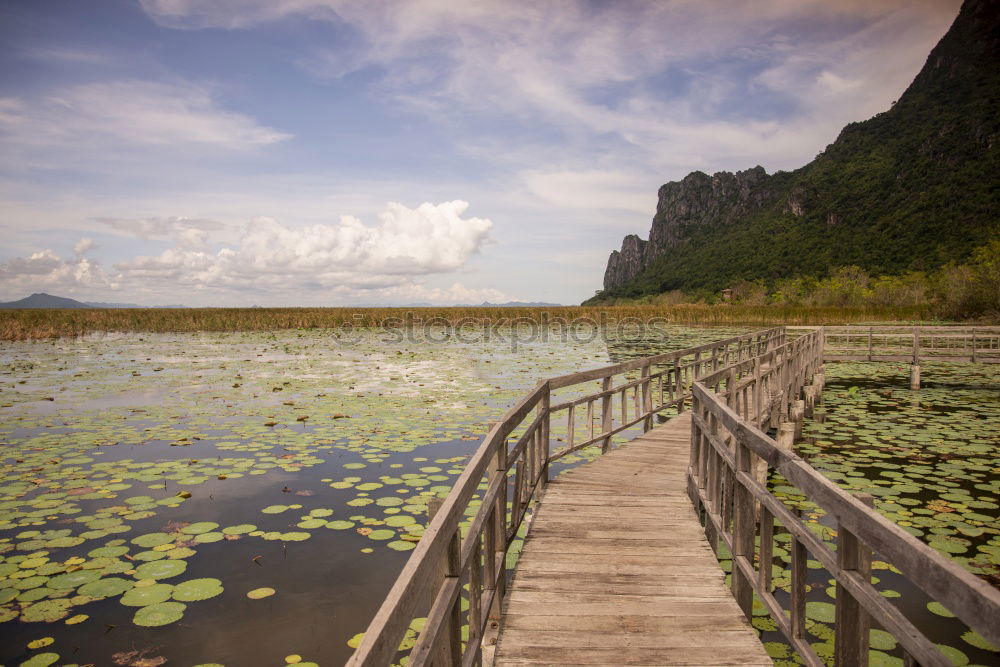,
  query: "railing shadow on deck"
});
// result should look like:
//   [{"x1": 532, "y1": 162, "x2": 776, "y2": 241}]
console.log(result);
[
  {"x1": 689, "y1": 333, "x2": 1000, "y2": 667},
  {"x1": 346, "y1": 327, "x2": 787, "y2": 666}
]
